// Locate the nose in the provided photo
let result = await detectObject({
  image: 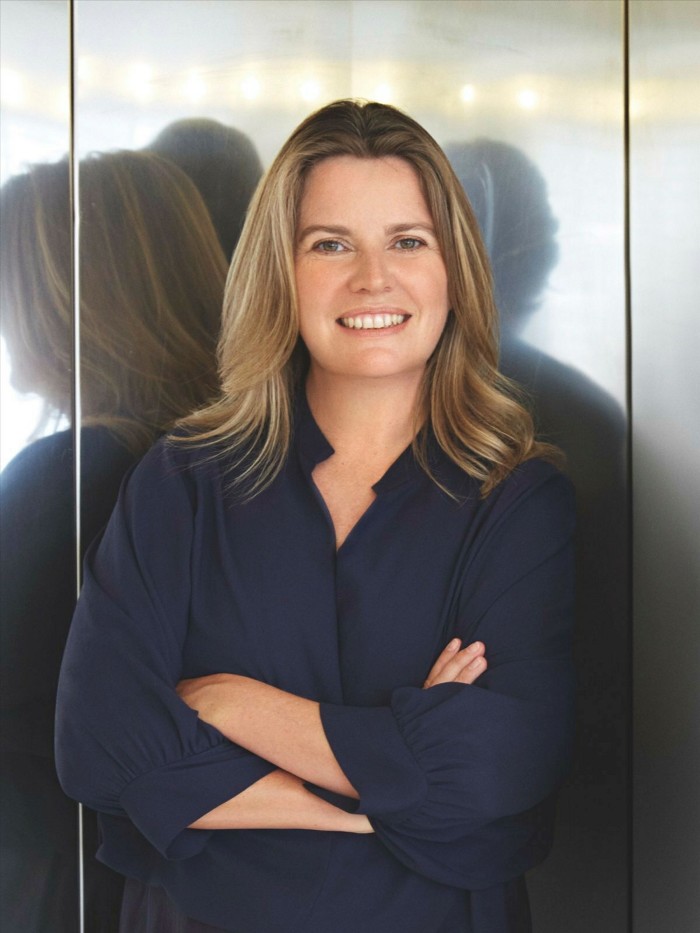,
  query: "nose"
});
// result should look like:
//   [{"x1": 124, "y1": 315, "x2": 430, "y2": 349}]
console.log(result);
[{"x1": 348, "y1": 249, "x2": 393, "y2": 294}]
